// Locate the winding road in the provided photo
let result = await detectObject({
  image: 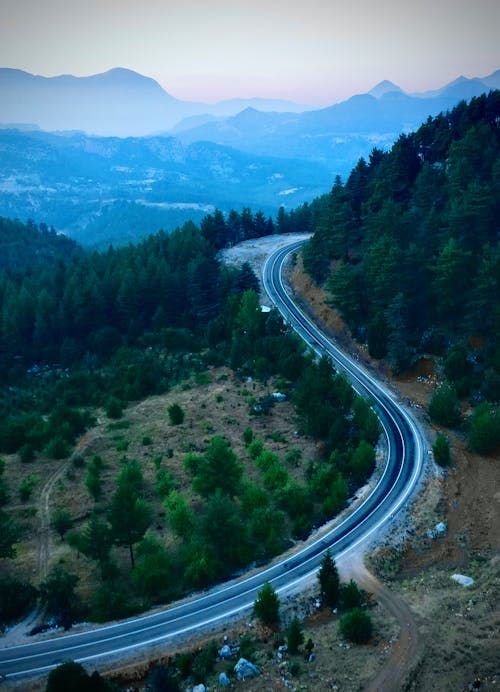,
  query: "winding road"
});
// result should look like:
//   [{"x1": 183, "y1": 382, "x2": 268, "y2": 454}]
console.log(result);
[{"x1": 0, "y1": 237, "x2": 425, "y2": 682}]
